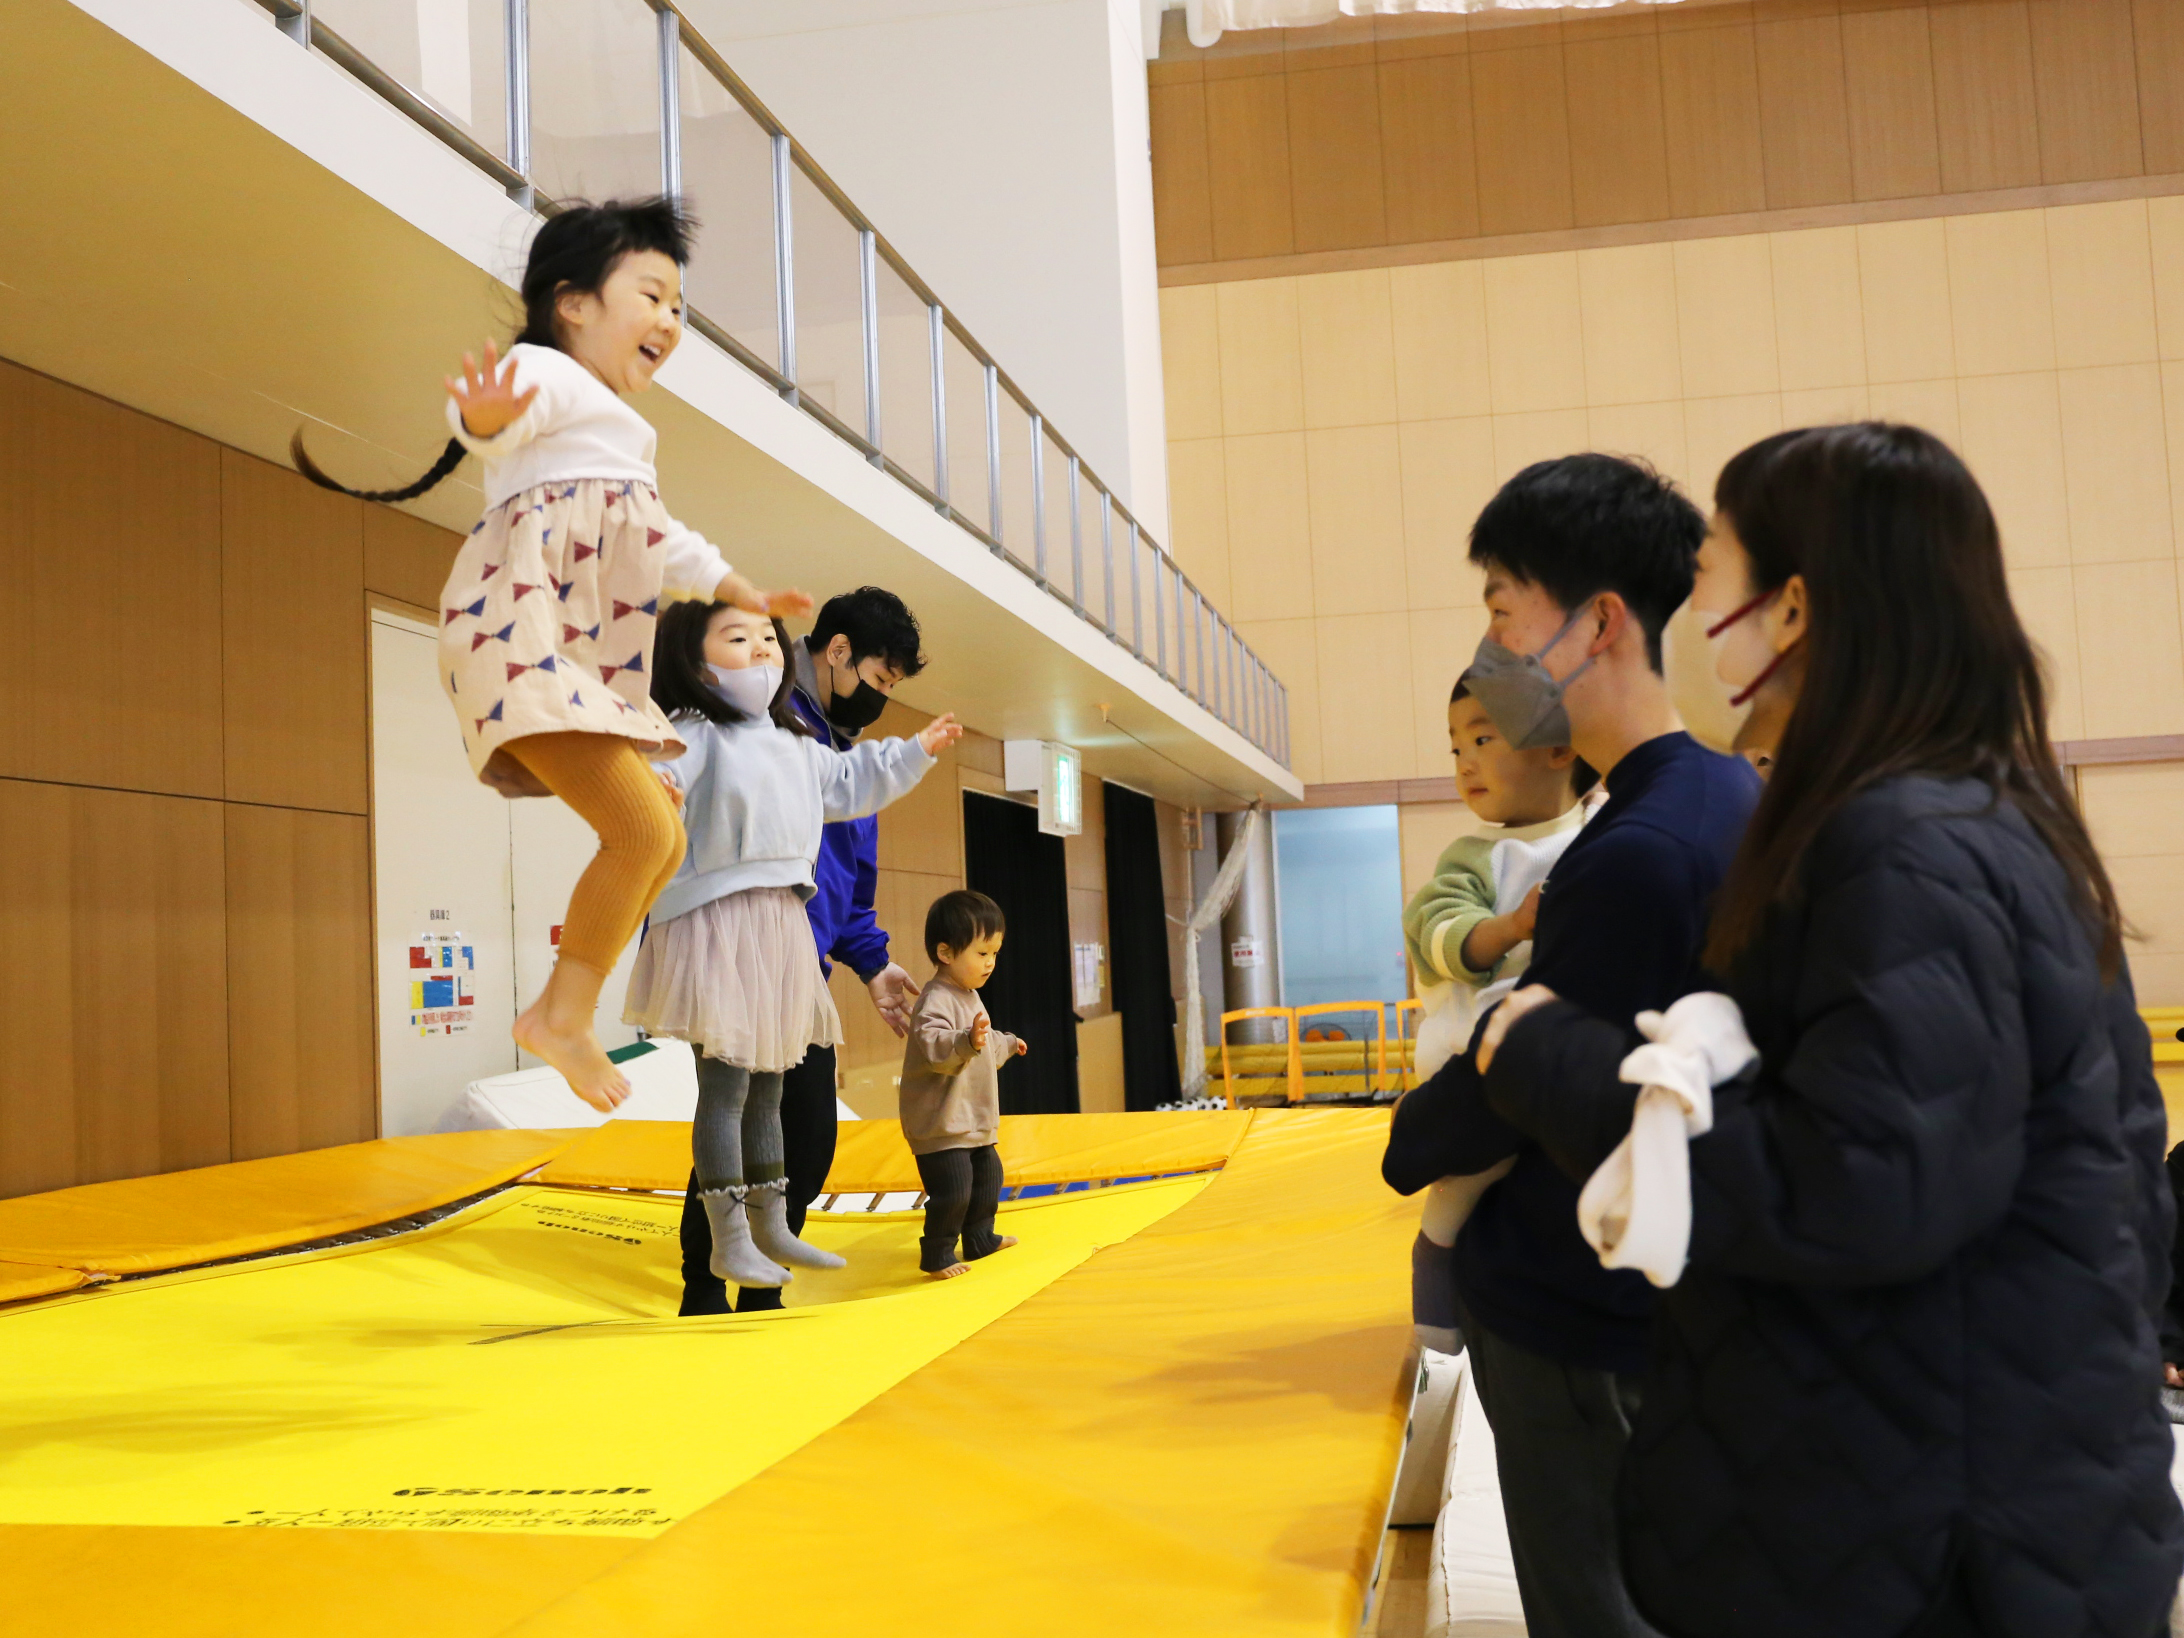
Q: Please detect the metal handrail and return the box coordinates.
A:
[249,0,1288,768]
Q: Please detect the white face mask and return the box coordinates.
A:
[708,662,782,720]
[1661,592,1788,756]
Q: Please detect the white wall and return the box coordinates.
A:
[677,0,1171,537]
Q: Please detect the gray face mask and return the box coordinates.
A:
[1457,604,1598,751]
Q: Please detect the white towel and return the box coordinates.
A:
[1577,992,1757,1288]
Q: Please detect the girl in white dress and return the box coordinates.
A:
[295,198,808,1110]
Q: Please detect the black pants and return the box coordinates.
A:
[915,1144,1004,1272]
[1464,1316,1660,1638]
[679,1043,839,1314]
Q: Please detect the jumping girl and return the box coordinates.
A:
[295,197,808,1110]
[630,600,961,1286]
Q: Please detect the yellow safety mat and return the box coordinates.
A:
[0,1130,575,1275]
[540,1108,1255,1195]
[504,1108,1416,1638]
[0,1177,1205,1537]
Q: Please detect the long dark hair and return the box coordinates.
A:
[650,600,814,737]
[1705,422,2123,976]
[290,196,697,503]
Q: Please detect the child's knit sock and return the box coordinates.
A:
[701,1187,790,1288]
[919,1234,964,1274]
[747,1179,845,1270]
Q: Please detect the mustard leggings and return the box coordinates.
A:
[502,733,685,974]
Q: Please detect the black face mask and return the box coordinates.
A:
[824,667,889,733]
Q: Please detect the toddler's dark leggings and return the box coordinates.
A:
[915,1145,1004,1272]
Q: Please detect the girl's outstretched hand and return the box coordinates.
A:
[712,571,814,619]
[917,713,964,756]
[446,340,537,439]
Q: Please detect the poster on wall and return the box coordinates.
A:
[408,917,477,1036]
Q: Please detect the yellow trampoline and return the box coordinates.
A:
[1,1109,1415,1637]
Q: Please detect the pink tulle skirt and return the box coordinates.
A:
[622,886,842,1072]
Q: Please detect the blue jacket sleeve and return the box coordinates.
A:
[1383,1038,1526,1195]
[829,818,891,981]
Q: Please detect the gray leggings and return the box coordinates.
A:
[693,1056,786,1188]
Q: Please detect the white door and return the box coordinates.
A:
[509,796,642,1068]
[371,611,519,1134]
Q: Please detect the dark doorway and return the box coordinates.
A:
[1102,783,1181,1111]
[962,791,1079,1114]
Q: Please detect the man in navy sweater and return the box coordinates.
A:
[679,586,928,1316]
[1385,456,1759,1638]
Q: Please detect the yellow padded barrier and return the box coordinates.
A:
[0,1260,84,1303]
[6,1111,1410,1638]
[539,1108,1256,1195]
[503,1108,1415,1638]
[0,1130,574,1275]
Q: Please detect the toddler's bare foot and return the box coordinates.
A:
[514,1001,629,1112]
[926,1262,969,1280]
[992,1235,1018,1253]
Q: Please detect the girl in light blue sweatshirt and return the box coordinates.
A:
[626,601,961,1288]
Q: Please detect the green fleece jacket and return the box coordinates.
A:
[1402,807,1587,987]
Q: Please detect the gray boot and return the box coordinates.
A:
[700,1186,790,1288]
[748,1180,846,1270]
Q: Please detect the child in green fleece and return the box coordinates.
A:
[1402,682,1595,1352]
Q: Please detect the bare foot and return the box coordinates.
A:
[991,1235,1018,1253]
[519,987,633,1118]
[926,1262,969,1280]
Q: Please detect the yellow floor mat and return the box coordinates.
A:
[0,1178,1206,1537]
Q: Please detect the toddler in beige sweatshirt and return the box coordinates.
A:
[900,890,1028,1277]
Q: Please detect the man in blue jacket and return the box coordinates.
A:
[1384,456,1760,1638]
[679,586,928,1315]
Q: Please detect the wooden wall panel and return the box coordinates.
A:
[0,779,230,1196]
[1471,44,1576,236]
[221,450,368,814]
[1843,8,1945,200]
[0,361,223,800]
[1755,14,1856,209]
[2029,0,2146,182]
[363,505,462,614]
[2138,0,2184,175]
[224,804,375,1161]
[1150,82,1216,269]
[1930,1,2043,193]
[1379,55,1479,243]
[1659,21,1768,218]
[1206,74,1296,260]
[1155,0,2184,278]
[1566,34,1673,227]
[1288,64,1389,251]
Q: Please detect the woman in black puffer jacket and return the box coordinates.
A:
[1477,422,2183,1638]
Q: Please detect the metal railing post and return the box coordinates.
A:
[772,135,797,396]
[859,230,882,457]
[656,6,681,199]
[503,0,531,205]
[1030,413,1048,580]
[1193,590,1207,705]
[1153,552,1167,677]
[983,365,1002,543]
[1100,494,1116,632]
[1066,457,1084,609]
[1127,521,1143,656]
[277,0,310,45]
[928,305,948,506]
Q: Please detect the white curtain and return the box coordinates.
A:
[1177,804,1262,1100]
[1181,0,1683,50]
